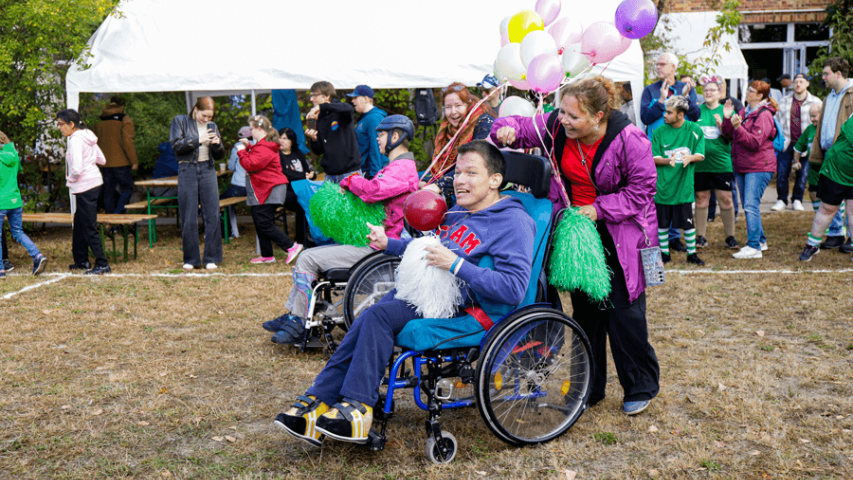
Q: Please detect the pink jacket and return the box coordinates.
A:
[66,129,106,194]
[727,103,778,174]
[341,152,419,240]
[490,111,658,303]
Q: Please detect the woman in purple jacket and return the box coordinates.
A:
[492,75,660,416]
[724,80,778,259]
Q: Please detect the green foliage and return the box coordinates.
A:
[80,92,187,172]
[0,0,121,146]
[640,0,743,86]
[593,432,618,445]
[700,459,722,471]
[808,0,853,98]
[547,208,612,301]
[309,182,386,247]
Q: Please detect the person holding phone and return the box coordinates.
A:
[169,96,225,270]
[304,81,362,183]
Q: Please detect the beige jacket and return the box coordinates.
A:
[810,85,853,164]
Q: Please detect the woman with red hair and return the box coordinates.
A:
[724,80,778,259]
[423,83,496,205]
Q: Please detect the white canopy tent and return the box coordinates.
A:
[66,0,645,120]
[655,12,749,100]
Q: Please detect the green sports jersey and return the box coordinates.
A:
[694,104,732,173]
[822,114,853,187]
[0,143,23,211]
[794,124,820,187]
[652,121,706,205]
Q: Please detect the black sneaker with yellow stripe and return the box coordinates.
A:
[274,395,329,447]
[315,398,373,444]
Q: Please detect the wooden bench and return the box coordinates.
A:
[22,213,157,263]
[125,198,175,210]
[219,196,246,243]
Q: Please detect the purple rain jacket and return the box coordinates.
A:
[490,110,658,303]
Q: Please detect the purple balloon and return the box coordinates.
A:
[614,0,658,40]
[527,54,564,94]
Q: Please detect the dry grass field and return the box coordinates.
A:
[1,211,851,479]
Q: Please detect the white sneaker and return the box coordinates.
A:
[205,263,217,270]
[792,200,804,211]
[771,200,786,212]
[733,246,762,259]
[183,263,194,270]
[760,242,768,251]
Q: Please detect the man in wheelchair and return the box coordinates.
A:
[263,115,420,344]
[275,141,535,445]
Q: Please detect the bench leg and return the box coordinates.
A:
[122,225,129,262]
[133,224,138,259]
[222,208,230,245]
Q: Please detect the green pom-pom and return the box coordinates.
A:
[309,182,386,247]
[547,208,612,301]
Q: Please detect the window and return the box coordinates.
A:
[740,24,787,43]
[795,23,830,42]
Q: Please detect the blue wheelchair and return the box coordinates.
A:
[363,153,594,464]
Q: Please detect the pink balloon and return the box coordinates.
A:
[581,21,632,64]
[508,78,531,91]
[501,31,510,47]
[534,0,561,26]
[527,54,564,94]
[548,18,584,53]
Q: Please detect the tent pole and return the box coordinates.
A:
[185,92,192,113]
[251,90,257,116]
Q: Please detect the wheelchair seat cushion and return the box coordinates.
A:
[323,268,351,283]
[395,314,485,351]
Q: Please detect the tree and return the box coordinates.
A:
[808,0,853,97]
[0,0,120,147]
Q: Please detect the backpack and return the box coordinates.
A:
[772,117,785,153]
[413,88,439,126]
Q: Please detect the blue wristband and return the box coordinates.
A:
[450,257,460,274]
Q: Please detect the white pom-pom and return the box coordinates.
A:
[395,235,463,319]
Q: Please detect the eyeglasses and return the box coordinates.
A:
[441,84,466,93]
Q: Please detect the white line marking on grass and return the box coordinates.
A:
[668,269,853,274]
[2,274,72,300]
[39,272,295,278]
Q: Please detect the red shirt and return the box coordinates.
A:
[560,137,602,206]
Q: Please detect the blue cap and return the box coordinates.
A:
[346,85,375,98]
[477,74,500,90]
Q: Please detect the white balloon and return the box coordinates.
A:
[499,96,537,118]
[499,16,512,35]
[520,30,559,68]
[496,43,527,82]
[562,43,592,77]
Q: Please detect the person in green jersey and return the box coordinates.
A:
[652,96,706,265]
[793,104,821,212]
[799,111,853,261]
[694,77,738,250]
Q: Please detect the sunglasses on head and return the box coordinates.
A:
[441,84,466,93]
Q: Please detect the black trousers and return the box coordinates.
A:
[251,203,294,257]
[284,188,309,245]
[1,224,8,260]
[570,222,659,404]
[101,166,134,214]
[73,186,109,267]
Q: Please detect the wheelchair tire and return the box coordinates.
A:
[474,307,592,447]
[424,430,457,464]
[342,255,400,329]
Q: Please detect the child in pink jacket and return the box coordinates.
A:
[263,115,419,345]
[57,109,111,275]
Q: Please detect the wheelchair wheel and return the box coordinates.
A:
[342,255,400,329]
[424,430,457,464]
[474,307,592,446]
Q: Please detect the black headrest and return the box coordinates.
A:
[501,151,552,199]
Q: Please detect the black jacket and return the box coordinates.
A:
[280,151,314,182]
[308,99,362,175]
[169,114,225,164]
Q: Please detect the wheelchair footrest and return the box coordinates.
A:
[366,429,386,452]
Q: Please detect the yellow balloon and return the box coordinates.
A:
[507,10,544,44]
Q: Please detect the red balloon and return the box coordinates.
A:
[404,190,448,231]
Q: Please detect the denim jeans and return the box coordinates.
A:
[178,161,222,266]
[101,166,134,214]
[776,146,809,204]
[735,172,772,249]
[323,170,361,184]
[0,207,41,261]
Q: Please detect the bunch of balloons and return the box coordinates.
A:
[494,0,657,97]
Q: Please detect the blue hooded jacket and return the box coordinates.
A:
[356,106,389,179]
[640,79,701,139]
[385,195,534,307]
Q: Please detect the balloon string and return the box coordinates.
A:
[419,87,503,185]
